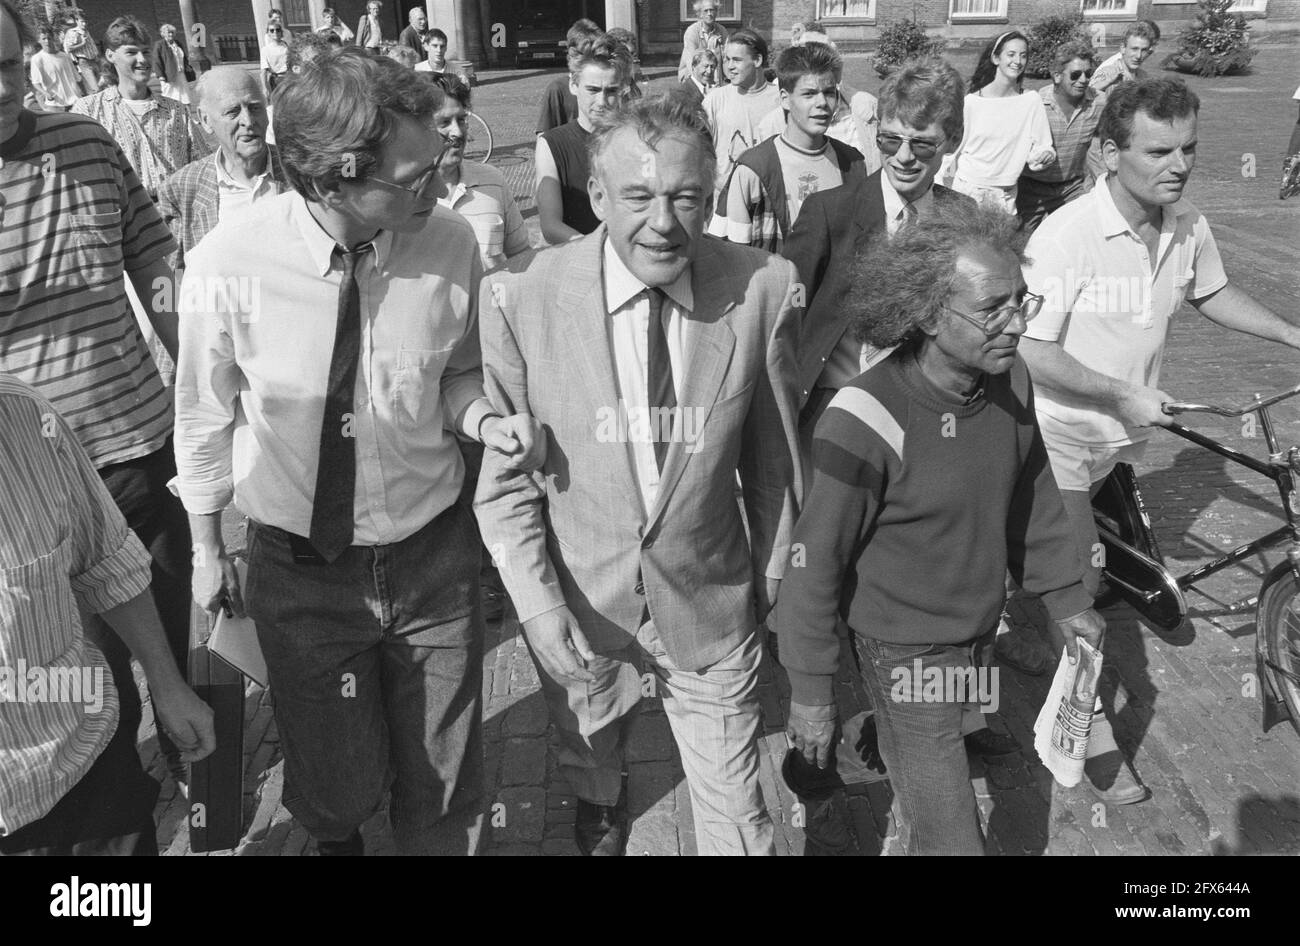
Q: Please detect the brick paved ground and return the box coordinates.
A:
[148,43,1300,855]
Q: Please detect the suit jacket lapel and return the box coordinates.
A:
[854,171,887,240]
[557,228,643,516]
[646,240,736,531]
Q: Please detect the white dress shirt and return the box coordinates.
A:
[880,171,934,236]
[175,193,492,544]
[603,239,690,517]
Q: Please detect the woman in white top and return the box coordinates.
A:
[944,30,1054,214]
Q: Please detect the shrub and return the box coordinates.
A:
[1024,12,1092,79]
[1165,0,1256,77]
[873,17,946,77]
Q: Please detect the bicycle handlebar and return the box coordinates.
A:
[1162,381,1300,417]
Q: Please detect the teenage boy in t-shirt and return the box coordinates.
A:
[711,42,865,254]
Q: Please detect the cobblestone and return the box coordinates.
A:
[138,44,1300,856]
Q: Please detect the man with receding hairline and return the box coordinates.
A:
[158,66,286,280]
[477,92,801,856]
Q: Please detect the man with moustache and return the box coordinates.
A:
[1018,77,1300,805]
[1016,42,1108,235]
[779,202,1101,855]
[158,67,286,281]
[476,93,801,855]
[173,50,544,855]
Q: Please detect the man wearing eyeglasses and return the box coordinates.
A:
[260,22,289,94]
[778,201,1102,855]
[1016,42,1107,236]
[173,51,545,856]
[785,56,972,460]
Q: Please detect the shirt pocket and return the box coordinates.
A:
[0,537,77,670]
[391,345,456,429]
[67,210,123,289]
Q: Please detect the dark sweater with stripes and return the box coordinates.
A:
[776,349,1092,706]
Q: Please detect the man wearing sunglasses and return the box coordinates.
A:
[173,51,545,856]
[1017,42,1108,236]
[785,55,972,461]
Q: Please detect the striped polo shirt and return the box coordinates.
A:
[0,109,177,468]
[0,375,153,836]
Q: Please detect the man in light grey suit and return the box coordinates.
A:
[475,92,802,856]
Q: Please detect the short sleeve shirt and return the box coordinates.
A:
[1023,175,1229,447]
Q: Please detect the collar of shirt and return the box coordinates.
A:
[880,171,934,224]
[1093,172,1180,241]
[441,161,493,208]
[290,193,391,275]
[104,86,160,114]
[602,238,693,315]
[214,147,272,192]
[1038,82,1100,121]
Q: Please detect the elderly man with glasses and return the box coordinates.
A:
[778,201,1102,855]
[173,50,544,856]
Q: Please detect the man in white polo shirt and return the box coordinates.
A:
[1018,77,1300,806]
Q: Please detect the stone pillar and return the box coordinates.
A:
[251,1,270,61]
[605,0,636,33]
[177,0,211,71]
[307,0,327,31]
[428,0,485,67]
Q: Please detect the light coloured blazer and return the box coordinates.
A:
[474,228,802,672]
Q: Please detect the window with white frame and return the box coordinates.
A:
[1081,0,1139,16]
[950,0,1009,20]
[1229,0,1267,11]
[818,0,876,19]
[679,0,741,20]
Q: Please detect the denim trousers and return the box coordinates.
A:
[243,501,485,855]
[90,438,193,760]
[854,630,992,856]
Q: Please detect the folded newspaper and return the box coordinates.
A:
[206,559,267,688]
[1033,638,1104,787]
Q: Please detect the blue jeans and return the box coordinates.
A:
[855,632,991,856]
[243,502,485,855]
[90,439,193,760]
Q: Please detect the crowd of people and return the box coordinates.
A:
[1,2,1297,859]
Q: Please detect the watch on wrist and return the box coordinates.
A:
[477,411,503,443]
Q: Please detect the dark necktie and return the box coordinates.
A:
[308,245,366,562]
[645,287,675,473]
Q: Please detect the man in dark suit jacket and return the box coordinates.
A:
[157,67,287,279]
[784,56,971,449]
[477,94,801,856]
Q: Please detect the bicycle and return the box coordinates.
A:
[461,110,493,164]
[1090,382,1300,740]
